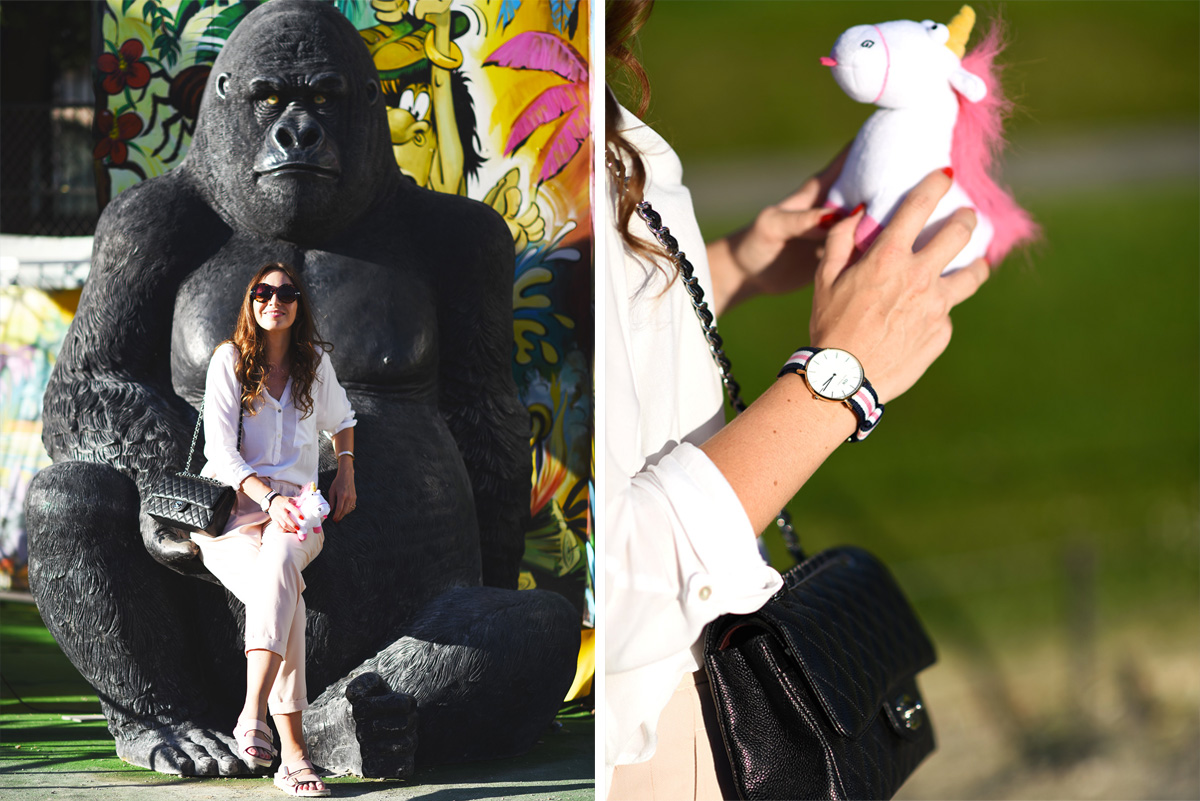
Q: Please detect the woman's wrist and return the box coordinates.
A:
[260,490,280,512]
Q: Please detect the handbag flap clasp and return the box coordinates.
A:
[745,546,936,739]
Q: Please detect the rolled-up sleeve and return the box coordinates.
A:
[313,350,355,437]
[202,344,256,489]
[604,441,783,676]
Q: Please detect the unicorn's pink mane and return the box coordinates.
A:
[953,23,1038,264]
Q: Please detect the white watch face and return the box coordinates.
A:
[805,348,864,401]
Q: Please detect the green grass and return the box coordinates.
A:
[705,179,1199,644]
[618,1,1199,159]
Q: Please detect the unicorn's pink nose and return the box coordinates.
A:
[820,56,837,67]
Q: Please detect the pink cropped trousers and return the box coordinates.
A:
[191,480,323,715]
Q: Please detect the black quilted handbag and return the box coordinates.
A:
[147,399,239,536]
[703,547,936,800]
[626,190,937,800]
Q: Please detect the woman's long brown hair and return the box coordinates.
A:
[230,262,331,418]
[606,0,672,272]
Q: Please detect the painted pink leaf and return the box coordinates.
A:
[537,102,588,183]
[505,82,585,155]
[485,31,587,82]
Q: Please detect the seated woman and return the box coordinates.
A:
[197,262,357,798]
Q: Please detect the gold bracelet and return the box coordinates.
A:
[423,33,463,70]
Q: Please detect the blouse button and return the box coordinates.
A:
[698,586,713,601]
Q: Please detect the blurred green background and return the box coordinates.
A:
[614,1,1198,797]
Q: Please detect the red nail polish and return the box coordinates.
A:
[818,212,838,229]
[850,203,866,215]
[941,167,954,179]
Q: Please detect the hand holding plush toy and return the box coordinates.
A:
[288,483,330,542]
[821,5,1036,271]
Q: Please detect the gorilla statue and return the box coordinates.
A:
[24,0,578,779]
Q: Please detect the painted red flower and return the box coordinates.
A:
[97,40,151,95]
[93,110,144,166]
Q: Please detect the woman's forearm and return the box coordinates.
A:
[705,236,749,318]
[699,374,854,535]
[332,428,354,472]
[238,474,271,505]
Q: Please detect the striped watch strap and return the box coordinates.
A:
[779,347,884,442]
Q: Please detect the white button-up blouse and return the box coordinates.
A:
[604,106,783,778]
[201,342,356,490]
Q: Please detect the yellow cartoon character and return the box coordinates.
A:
[362,0,472,194]
[362,0,544,246]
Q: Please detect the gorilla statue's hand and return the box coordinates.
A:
[305,672,418,779]
[139,511,216,581]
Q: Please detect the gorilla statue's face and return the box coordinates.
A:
[186,0,395,243]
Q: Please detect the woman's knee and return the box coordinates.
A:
[262,526,320,572]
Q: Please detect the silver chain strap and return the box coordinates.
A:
[608,148,805,562]
[183,398,243,477]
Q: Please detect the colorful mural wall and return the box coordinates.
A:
[0,287,78,590]
[1,0,592,690]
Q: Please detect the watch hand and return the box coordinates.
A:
[821,375,835,392]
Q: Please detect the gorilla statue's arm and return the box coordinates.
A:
[432,197,530,590]
[42,174,227,576]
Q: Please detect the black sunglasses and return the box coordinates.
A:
[250,283,301,304]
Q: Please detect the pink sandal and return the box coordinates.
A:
[274,759,330,797]
[234,717,276,768]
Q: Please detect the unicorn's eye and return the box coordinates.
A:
[925,22,950,44]
[861,40,875,48]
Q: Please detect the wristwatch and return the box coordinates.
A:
[260,490,280,512]
[778,347,884,442]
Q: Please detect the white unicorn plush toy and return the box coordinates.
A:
[287,482,330,542]
[821,5,1036,271]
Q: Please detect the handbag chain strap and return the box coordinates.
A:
[608,148,806,563]
[183,398,243,478]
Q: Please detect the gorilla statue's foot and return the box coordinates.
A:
[113,720,249,776]
[305,672,418,779]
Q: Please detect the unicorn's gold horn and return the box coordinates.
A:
[945,5,976,59]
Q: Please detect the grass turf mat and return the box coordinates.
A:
[1,601,594,797]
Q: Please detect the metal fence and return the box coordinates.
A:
[0,103,99,237]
